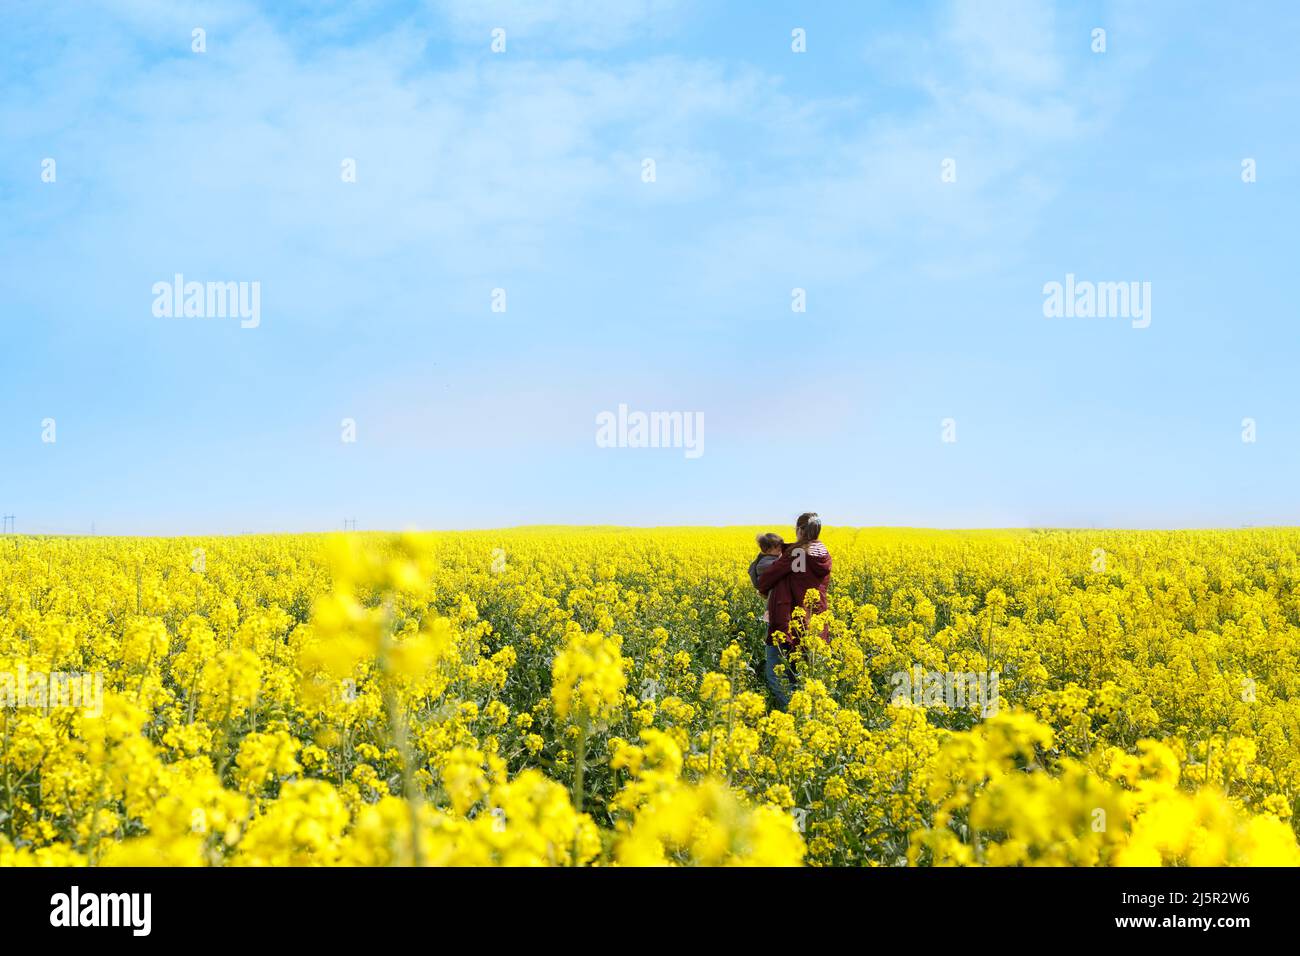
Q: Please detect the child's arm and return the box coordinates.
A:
[756,551,792,596]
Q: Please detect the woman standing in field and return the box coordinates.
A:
[757,512,833,709]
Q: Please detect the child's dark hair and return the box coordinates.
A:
[756,532,784,551]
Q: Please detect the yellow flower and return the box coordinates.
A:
[5,527,1300,868]
[551,631,626,723]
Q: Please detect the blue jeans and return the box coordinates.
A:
[764,644,796,710]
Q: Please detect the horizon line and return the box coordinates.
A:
[1,523,1294,540]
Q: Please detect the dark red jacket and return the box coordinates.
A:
[758,541,832,647]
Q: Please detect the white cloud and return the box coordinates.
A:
[1,0,1134,337]
[431,0,685,49]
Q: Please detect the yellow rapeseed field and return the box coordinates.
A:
[2,527,1299,866]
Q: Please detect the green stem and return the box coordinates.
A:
[570,719,589,866]
[572,720,588,814]
[378,609,424,867]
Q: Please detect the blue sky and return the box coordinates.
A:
[2,0,1298,534]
